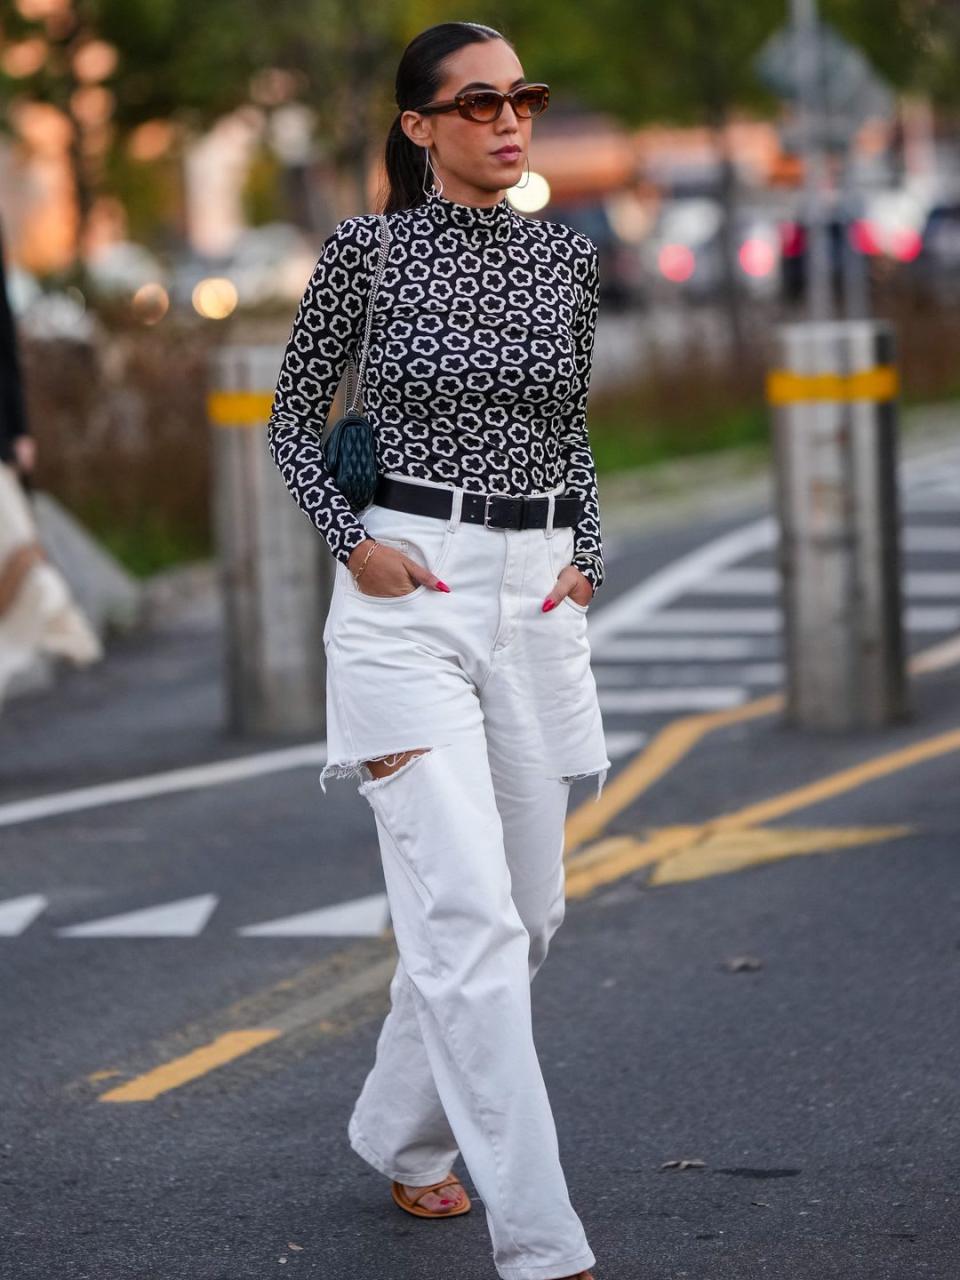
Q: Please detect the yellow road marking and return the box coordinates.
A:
[93,954,397,1103]
[564,694,782,853]
[207,391,275,426]
[566,727,960,897]
[706,726,960,834]
[564,830,692,898]
[766,366,899,404]
[648,824,911,886]
[98,1030,281,1102]
[565,631,960,858]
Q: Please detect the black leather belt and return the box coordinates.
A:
[373,475,582,531]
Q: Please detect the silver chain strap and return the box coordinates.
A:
[344,213,392,415]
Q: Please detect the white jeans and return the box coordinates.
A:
[322,474,609,1280]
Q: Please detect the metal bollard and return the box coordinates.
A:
[207,343,331,735]
[767,319,910,729]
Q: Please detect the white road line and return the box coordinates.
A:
[598,687,748,713]
[624,609,783,633]
[595,663,783,687]
[903,572,960,597]
[902,497,959,513]
[618,606,960,634]
[586,516,777,647]
[0,724,645,829]
[0,744,329,829]
[691,568,780,595]
[906,606,960,630]
[903,528,960,553]
[238,892,390,938]
[592,637,767,661]
[0,894,48,937]
[57,894,219,938]
[692,568,960,599]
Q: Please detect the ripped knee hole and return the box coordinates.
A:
[362,748,431,782]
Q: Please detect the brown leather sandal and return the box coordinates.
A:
[390,1171,472,1218]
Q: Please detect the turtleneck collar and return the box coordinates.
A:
[420,188,515,244]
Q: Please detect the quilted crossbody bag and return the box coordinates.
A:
[321,213,391,511]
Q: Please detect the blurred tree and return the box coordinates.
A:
[896,0,960,106]
[1,0,956,276]
[0,0,265,271]
[504,0,957,351]
[241,141,287,227]
[506,0,782,360]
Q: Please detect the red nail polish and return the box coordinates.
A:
[542,599,555,612]
[436,580,450,592]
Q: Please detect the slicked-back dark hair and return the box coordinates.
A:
[381,21,512,214]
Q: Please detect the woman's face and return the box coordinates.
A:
[401,39,533,204]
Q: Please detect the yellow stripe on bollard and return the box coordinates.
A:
[207,390,276,426]
[766,365,900,405]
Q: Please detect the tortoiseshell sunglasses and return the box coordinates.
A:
[411,83,550,124]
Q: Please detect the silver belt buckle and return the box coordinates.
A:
[482,493,497,528]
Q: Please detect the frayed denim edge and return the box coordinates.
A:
[558,764,610,801]
[319,744,447,795]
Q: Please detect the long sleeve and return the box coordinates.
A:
[557,242,604,595]
[266,214,381,566]
[0,220,29,464]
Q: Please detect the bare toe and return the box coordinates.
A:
[402,1181,463,1211]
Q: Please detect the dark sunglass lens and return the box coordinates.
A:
[514,87,548,116]
[463,91,500,120]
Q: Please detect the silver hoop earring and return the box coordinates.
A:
[422,147,443,197]
[514,155,531,189]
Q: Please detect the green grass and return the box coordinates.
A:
[73,498,212,579]
[588,402,770,472]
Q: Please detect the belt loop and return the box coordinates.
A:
[447,484,463,531]
[544,492,556,538]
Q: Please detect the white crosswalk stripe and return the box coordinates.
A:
[686,568,960,598]
[614,606,960,634]
[598,687,748,713]
[57,894,219,938]
[0,895,48,937]
[903,527,960,553]
[584,453,959,748]
[592,636,765,661]
[903,572,960,597]
[238,893,390,938]
[622,609,783,632]
[595,663,783,687]
[689,568,780,595]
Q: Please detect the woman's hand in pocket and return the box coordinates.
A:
[347,539,450,598]
[542,564,593,612]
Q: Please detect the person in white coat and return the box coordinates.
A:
[0,215,102,707]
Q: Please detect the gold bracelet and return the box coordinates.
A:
[352,539,379,582]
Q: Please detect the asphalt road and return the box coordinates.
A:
[2,439,959,1279]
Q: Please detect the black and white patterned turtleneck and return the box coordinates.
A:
[266,186,605,594]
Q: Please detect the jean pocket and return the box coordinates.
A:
[561,594,590,613]
[349,525,453,604]
[545,524,590,613]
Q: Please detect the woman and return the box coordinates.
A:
[268,21,607,1280]
[0,216,102,707]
